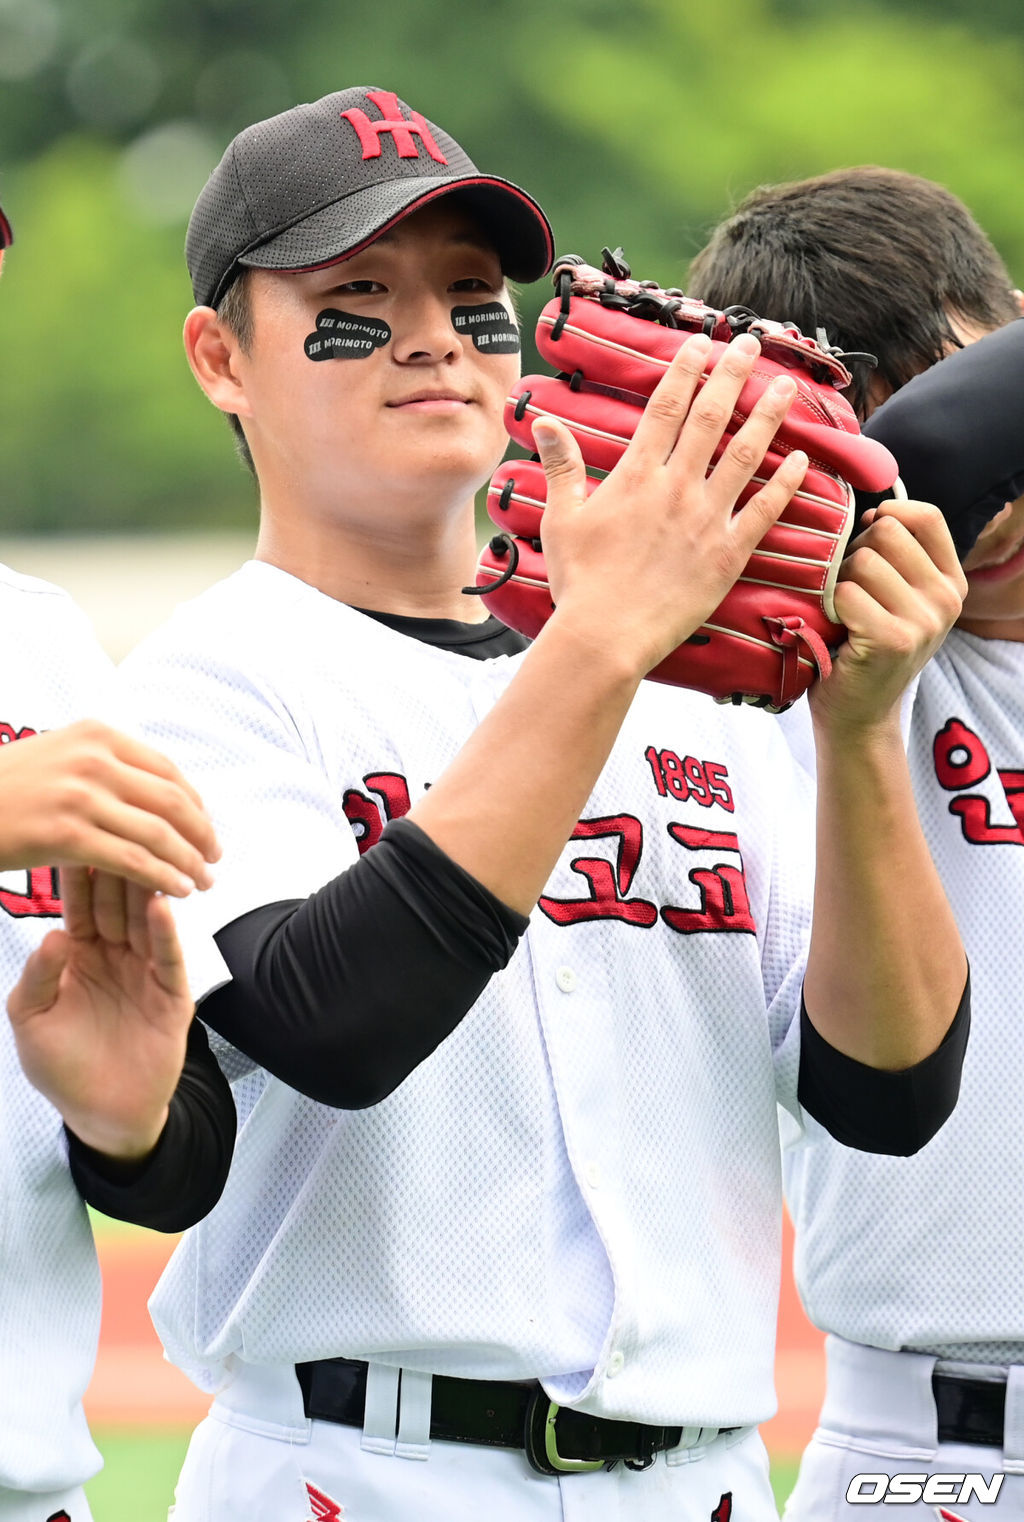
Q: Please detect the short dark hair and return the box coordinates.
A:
[214,272,256,476]
[688,167,1020,418]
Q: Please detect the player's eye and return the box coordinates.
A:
[335,279,386,295]
[450,276,497,294]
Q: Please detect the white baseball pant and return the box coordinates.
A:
[167,1361,778,1522]
[784,1336,1024,1520]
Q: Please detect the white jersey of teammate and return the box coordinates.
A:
[782,627,1024,1360]
[121,559,818,1430]
[0,564,113,1495]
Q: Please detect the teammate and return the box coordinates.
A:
[0,201,235,1521]
[120,93,969,1522]
[690,165,1024,1518]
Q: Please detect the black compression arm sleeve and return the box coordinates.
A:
[797,971,970,1156]
[200,816,530,1109]
[66,1018,237,1232]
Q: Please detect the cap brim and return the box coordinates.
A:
[238,174,553,286]
[0,204,12,248]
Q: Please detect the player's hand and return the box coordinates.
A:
[532,332,809,677]
[810,499,967,733]
[0,719,220,897]
[7,867,194,1159]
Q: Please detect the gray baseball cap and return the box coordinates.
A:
[187,86,554,309]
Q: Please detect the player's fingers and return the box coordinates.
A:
[57,721,216,838]
[58,865,98,940]
[145,894,192,1003]
[91,869,129,946]
[108,763,220,872]
[624,333,715,465]
[532,416,588,520]
[106,729,211,815]
[52,825,197,898]
[705,376,799,513]
[840,533,964,632]
[7,931,70,1022]
[662,334,764,481]
[57,791,215,894]
[125,879,153,960]
[728,450,810,559]
[870,499,968,595]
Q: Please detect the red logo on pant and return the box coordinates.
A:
[711,1494,732,1522]
[306,1482,343,1520]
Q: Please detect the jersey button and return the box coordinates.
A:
[607,1350,625,1378]
[555,965,577,993]
[585,1162,601,1189]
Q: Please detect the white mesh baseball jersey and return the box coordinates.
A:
[0,564,114,1491]
[121,559,817,1428]
[783,628,1024,1362]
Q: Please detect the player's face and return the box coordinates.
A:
[238,202,519,517]
[957,491,1024,639]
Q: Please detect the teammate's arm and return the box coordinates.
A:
[802,500,970,1070]
[0,719,220,895]
[7,866,236,1226]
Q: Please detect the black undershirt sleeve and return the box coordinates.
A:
[797,971,971,1156]
[200,815,530,1109]
[65,1017,237,1232]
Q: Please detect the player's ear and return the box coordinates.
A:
[184,306,252,422]
[1014,288,1024,316]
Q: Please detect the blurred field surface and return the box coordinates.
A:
[85,1212,820,1518]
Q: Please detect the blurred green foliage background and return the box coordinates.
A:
[1,0,1022,533]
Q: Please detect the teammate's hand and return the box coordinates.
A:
[532,332,809,677]
[7,866,194,1159]
[0,719,220,896]
[809,499,967,732]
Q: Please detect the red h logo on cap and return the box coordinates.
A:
[340,90,448,164]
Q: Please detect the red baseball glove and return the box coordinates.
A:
[471,250,903,710]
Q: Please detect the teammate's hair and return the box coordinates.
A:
[688,166,1020,418]
[215,273,257,477]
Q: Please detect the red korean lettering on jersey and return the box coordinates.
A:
[662,825,756,935]
[342,771,413,854]
[711,1496,732,1522]
[932,716,1024,847]
[538,817,755,937]
[0,722,63,919]
[538,814,659,927]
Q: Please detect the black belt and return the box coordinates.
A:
[933,1370,1007,1448]
[296,1358,689,1475]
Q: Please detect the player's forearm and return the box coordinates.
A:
[409,613,644,914]
[67,1019,236,1230]
[803,713,968,1070]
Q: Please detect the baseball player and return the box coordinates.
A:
[690,166,1024,1518]
[0,201,235,1521]
[120,92,969,1522]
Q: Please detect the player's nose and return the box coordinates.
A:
[391,292,462,365]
